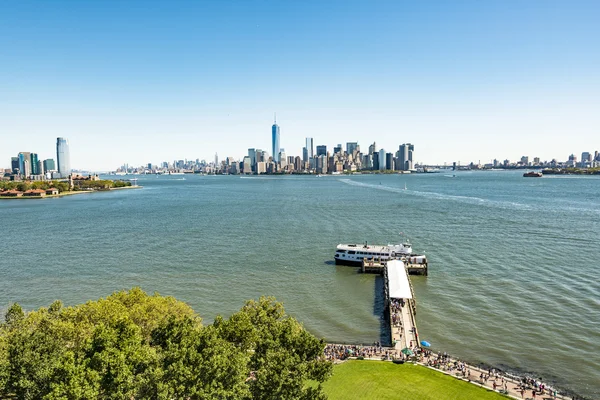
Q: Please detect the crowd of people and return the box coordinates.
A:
[389,298,404,327]
[324,343,396,362]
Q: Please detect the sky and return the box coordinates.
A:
[1,0,599,170]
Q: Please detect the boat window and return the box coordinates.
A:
[336,250,346,253]
[348,251,356,254]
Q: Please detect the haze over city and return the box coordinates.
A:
[2,1,599,170]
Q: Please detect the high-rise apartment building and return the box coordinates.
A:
[305,137,313,160]
[56,137,71,177]
[272,115,280,163]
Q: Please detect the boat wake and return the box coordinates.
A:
[338,179,533,211]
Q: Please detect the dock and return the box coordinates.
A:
[361,256,428,276]
[360,257,426,351]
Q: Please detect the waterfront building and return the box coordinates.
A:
[398,143,414,171]
[305,137,313,159]
[56,137,71,178]
[272,116,281,163]
[294,156,302,172]
[346,142,358,155]
[316,145,327,156]
[256,161,266,174]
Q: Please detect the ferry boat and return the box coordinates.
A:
[523,171,543,178]
[334,242,413,266]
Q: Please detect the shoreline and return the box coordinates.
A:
[0,185,142,200]
[326,344,577,399]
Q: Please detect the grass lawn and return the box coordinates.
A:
[321,360,509,400]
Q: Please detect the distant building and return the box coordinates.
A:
[272,115,281,163]
[397,143,414,171]
[30,153,39,175]
[386,153,394,170]
[243,156,252,174]
[333,144,342,154]
[18,152,31,177]
[248,148,256,168]
[368,142,376,156]
[305,137,313,159]
[346,142,358,155]
[56,137,71,178]
[316,145,327,156]
[581,152,592,162]
[378,149,386,171]
[11,157,19,174]
[279,150,287,168]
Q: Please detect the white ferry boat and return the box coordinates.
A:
[334,242,413,266]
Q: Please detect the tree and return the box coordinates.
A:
[0,290,332,399]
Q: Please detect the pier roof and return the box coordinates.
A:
[387,260,412,299]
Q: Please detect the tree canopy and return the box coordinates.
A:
[0,288,332,399]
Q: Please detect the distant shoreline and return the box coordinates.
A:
[0,185,142,200]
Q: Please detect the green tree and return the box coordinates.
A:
[0,290,332,399]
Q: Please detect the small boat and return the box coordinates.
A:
[523,171,543,178]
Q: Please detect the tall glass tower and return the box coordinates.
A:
[56,137,71,177]
[272,114,280,163]
[305,137,313,159]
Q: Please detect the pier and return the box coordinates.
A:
[358,257,427,350]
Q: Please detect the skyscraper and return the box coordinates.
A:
[11,157,19,174]
[398,143,415,171]
[56,137,71,177]
[305,137,313,160]
[346,142,358,155]
[248,148,256,168]
[18,152,31,177]
[316,145,327,156]
[272,115,280,163]
[30,153,39,175]
[378,149,386,171]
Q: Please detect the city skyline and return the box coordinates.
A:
[1,1,599,170]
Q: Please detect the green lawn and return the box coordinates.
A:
[321,360,509,400]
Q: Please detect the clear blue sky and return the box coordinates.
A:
[1,0,599,170]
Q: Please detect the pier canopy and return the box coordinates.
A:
[387,260,412,299]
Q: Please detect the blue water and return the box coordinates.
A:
[1,171,598,397]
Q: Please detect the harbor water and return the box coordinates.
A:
[1,171,598,397]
